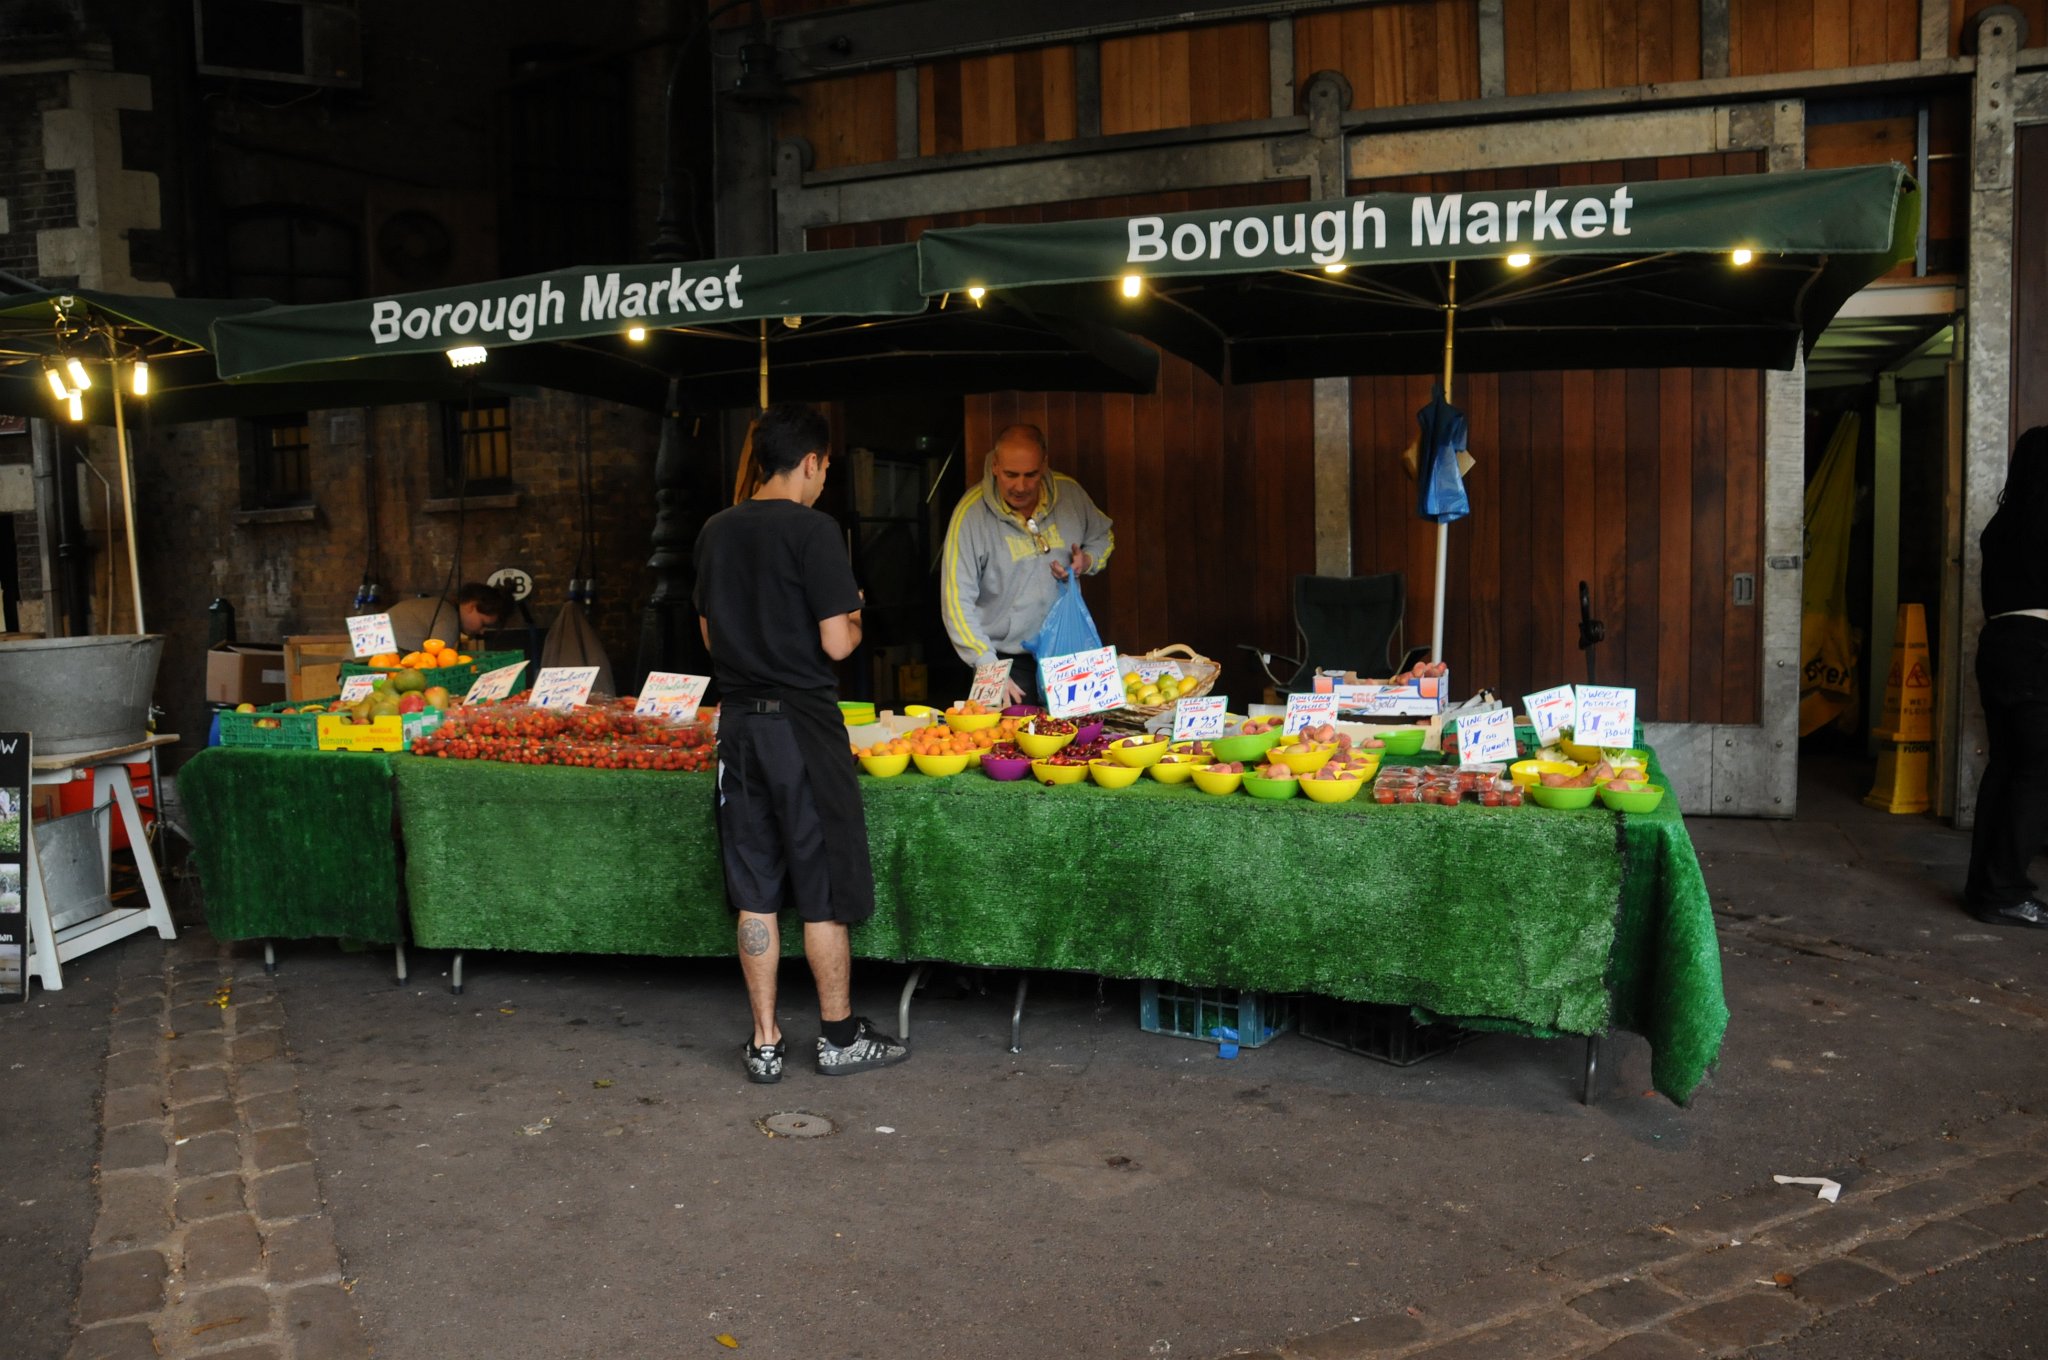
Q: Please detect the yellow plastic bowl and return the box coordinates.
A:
[1511,759,1583,787]
[1148,759,1199,784]
[911,752,970,777]
[945,710,1002,733]
[1108,735,1169,768]
[1089,759,1143,789]
[1300,774,1367,804]
[858,753,910,778]
[1271,744,1335,775]
[1191,767,1244,796]
[1031,759,1089,786]
[1322,756,1381,781]
[903,704,937,719]
[1016,730,1075,759]
[1560,738,1604,764]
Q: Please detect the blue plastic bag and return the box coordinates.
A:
[1416,380,1471,525]
[1021,574,1104,660]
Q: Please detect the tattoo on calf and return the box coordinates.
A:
[739,919,772,956]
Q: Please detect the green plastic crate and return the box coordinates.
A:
[1138,981,1296,1048]
[1299,997,1472,1067]
[338,648,527,695]
[217,698,332,750]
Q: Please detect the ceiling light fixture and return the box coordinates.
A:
[1731,248,1754,266]
[1120,273,1143,299]
[65,356,92,390]
[1506,252,1532,268]
[446,345,488,368]
[131,360,150,396]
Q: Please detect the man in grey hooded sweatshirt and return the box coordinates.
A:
[940,424,1115,706]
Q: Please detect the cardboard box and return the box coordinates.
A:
[206,643,288,706]
[283,634,355,702]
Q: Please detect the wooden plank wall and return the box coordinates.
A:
[1293,1,1482,107]
[1955,0,2048,51]
[1499,0,1701,91]
[1727,0,1920,72]
[1099,22,1272,133]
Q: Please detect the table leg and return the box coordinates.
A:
[100,767,176,940]
[897,963,928,1041]
[22,808,63,993]
[394,942,408,986]
[1009,975,1030,1054]
[263,941,277,975]
[450,951,464,995]
[1582,1034,1600,1106]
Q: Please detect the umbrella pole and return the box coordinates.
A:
[758,320,769,409]
[1431,261,1456,664]
[111,370,146,634]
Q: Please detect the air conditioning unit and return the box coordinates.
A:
[364,187,499,295]
[194,0,362,89]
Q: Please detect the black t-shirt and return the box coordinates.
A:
[1982,501,2048,617]
[694,499,862,693]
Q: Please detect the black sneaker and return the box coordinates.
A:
[743,1038,786,1084]
[1973,899,2048,930]
[815,1018,909,1076]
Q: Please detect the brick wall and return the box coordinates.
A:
[0,70,80,279]
[136,394,662,759]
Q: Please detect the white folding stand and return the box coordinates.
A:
[23,734,179,992]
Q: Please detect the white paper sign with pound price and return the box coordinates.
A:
[530,666,601,711]
[1573,685,1638,748]
[1284,691,1340,735]
[338,675,379,704]
[346,613,397,659]
[1124,658,1185,684]
[1041,646,1121,719]
[463,660,528,706]
[1523,685,1578,746]
[1174,695,1228,741]
[968,658,1013,708]
[1457,706,1518,767]
[636,672,709,721]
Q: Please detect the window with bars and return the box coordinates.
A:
[439,398,514,494]
[245,414,314,508]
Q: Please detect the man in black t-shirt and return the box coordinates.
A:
[694,403,910,1083]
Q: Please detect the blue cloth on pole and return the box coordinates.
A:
[1416,381,1471,524]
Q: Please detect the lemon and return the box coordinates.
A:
[1138,685,1163,705]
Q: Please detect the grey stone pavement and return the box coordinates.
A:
[2,753,2044,1360]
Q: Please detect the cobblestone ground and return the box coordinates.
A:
[67,932,369,1360]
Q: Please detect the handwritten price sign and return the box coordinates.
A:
[338,674,379,704]
[1573,685,1637,747]
[636,672,708,721]
[968,658,1014,708]
[463,661,527,706]
[1284,691,1339,735]
[346,613,397,659]
[1173,695,1227,741]
[1041,646,1121,720]
[530,666,601,711]
[1456,706,1517,767]
[1523,685,1578,745]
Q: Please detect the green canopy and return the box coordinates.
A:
[917,164,1919,378]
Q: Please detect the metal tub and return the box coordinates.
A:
[0,635,164,755]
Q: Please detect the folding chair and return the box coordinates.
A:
[1239,572,1405,696]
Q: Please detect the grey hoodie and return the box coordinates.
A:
[939,451,1114,665]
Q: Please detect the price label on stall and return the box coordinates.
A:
[462,660,528,706]
[338,675,379,704]
[635,672,708,721]
[1040,646,1121,720]
[1284,691,1339,735]
[1123,658,1184,684]
[346,612,397,659]
[1523,685,1578,746]
[968,658,1013,709]
[1173,695,1227,741]
[1457,706,1517,767]
[1573,685,1637,748]
[530,666,601,711]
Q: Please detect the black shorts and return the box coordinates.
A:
[713,710,844,924]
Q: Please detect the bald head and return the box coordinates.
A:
[992,425,1048,514]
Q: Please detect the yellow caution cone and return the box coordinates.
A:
[1865,603,1933,813]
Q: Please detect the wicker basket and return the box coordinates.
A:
[1115,644,1221,723]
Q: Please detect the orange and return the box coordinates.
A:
[422,638,446,651]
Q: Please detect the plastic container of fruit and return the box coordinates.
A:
[1528,782,1599,810]
[1088,759,1143,789]
[1510,759,1583,787]
[912,752,971,777]
[1074,720,1105,745]
[1107,735,1169,768]
[1002,704,1044,718]
[1597,782,1666,813]
[1015,729,1075,759]
[858,753,910,777]
[1300,774,1366,804]
[1373,727,1428,756]
[980,753,1032,781]
[1210,730,1280,764]
[1031,759,1089,786]
[945,710,1002,733]
[903,704,937,719]
[1168,741,1210,762]
[1147,757,1199,784]
[1271,744,1335,775]
[1190,766,1243,796]
[1241,770,1300,800]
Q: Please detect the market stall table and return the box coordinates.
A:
[180,742,1722,1101]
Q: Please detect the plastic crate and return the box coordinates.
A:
[315,714,405,752]
[338,648,527,695]
[1299,997,1472,1067]
[1138,981,1295,1048]
[217,699,330,751]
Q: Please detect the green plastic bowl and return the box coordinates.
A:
[1597,782,1666,813]
[1240,770,1300,800]
[1374,728,1427,756]
[1210,730,1281,764]
[1528,782,1598,810]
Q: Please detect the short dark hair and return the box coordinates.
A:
[2001,425,2048,513]
[750,402,830,478]
[456,581,512,622]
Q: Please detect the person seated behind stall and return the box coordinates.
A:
[384,582,511,654]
